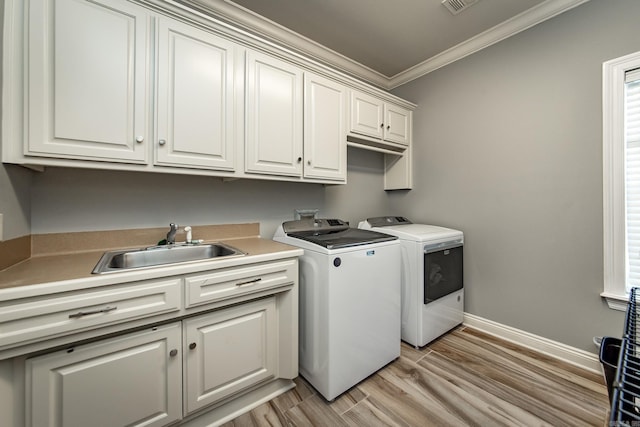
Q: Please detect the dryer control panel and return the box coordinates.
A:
[365,216,412,227]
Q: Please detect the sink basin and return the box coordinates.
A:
[92,243,245,274]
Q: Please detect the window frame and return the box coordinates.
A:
[602,51,640,310]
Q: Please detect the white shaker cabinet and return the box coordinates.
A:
[384,104,411,146]
[350,91,384,141]
[245,50,303,177]
[155,18,238,171]
[26,323,182,427]
[13,256,299,427]
[7,0,413,187]
[184,297,277,414]
[350,90,410,147]
[27,0,151,163]
[303,73,347,182]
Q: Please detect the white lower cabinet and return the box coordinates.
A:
[26,323,182,427]
[184,297,276,414]
[25,297,281,427]
[20,258,298,427]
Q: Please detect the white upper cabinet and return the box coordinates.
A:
[384,103,411,146]
[350,91,384,140]
[303,73,347,182]
[245,50,303,177]
[350,90,411,147]
[27,0,151,163]
[155,18,237,171]
[7,0,412,187]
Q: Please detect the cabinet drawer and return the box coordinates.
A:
[185,259,297,307]
[0,279,182,348]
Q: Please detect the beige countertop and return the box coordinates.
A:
[0,224,302,297]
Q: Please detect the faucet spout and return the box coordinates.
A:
[166,223,178,245]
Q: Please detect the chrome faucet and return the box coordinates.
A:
[166,223,178,245]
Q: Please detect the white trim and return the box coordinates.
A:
[602,51,640,306]
[600,292,628,311]
[183,0,390,88]
[389,0,591,88]
[463,313,602,374]
[185,0,591,89]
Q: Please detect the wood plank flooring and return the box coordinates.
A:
[222,326,609,426]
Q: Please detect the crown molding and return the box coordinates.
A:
[181,0,391,89]
[182,0,591,91]
[388,0,592,88]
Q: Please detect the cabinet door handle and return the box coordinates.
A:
[68,306,117,319]
[189,342,197,350]
[380,123,384,128]
[158,139,166,146]
[169,349,178,357]
[387,125,390,130]
[297,157,302,163]
[135,135,144,143]
[235,277,262,287]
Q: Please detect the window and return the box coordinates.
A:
[603,51,640,310]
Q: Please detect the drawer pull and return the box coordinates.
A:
[235,278,262,287]
[68,306,117,319]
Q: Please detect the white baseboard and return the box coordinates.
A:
[463,313,602,374]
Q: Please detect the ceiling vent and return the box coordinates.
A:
[441,0,479,15]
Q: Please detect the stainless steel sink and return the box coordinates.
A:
[92,243,245,274]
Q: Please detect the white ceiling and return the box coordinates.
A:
[190,0,590,88]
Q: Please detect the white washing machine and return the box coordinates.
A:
[359,216,464,347]
[273,218,401,400]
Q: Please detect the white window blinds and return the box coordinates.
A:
[625,68,640,292]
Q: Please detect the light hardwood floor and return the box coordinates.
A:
[222,326,609,426]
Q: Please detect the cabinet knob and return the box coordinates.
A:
[135,135,144,143]
[158,139,166,146]
[387,125,390,130]
[189,342,197,350]
[169,349,178,357]
[297,157,302,163]
[307,160,311,165]
[380,123,384,128]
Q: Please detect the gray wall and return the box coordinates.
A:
[0,0,32,242]
[0,165,31,240]
[392,0,635,351]
[28,148,391,239]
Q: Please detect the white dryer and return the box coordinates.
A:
[359,216,464,347]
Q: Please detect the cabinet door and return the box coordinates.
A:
[27,0,150,163]
[184,297,277,414]
[384,104,410,146]
[303,73,347,181]
[26,324,182,427]
[156,18,237,171]
[349,90,384,140]
[245,50,303,177]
